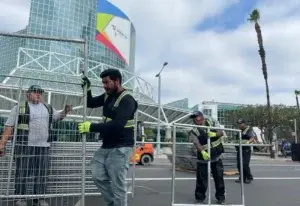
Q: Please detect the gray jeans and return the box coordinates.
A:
[14,146,50,195]
[91,147,132,206]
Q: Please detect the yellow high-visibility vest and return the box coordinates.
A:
[103,91,135,128]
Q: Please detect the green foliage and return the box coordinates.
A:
[248,9,260,22]
[224,104,299,135]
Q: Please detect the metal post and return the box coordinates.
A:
[294,119,298,144]
[80,37,89,206]
[238,131,245,205]
[47,91,52,104]
[6,79,23,196]
[157,74,161,155]
[171,124,177,205]
[155,62,168,155]
[132,110,139,198]
[207,129,211,205]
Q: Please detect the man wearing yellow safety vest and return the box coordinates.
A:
[78,69,138,206]
[189,111,226,205]
[0,85,72,206]
[235,119,255,184]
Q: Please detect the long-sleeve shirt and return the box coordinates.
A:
[86,90,138,148]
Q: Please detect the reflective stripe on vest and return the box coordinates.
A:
[103,117,135,128]
[242,126,250,135]
[18,101,28,130]
[103,91,134,128]
[17,101,52,130]
[191,128,222,151]
[19,102,26,115]
[240,126,252,144]
[17,123,29,130]
[202,137,223,150]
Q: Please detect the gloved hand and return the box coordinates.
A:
[78,121,91,133]
[201,150,210,160]
[81,76,91,91]
[241,140,251,144]
[208,131,223,138]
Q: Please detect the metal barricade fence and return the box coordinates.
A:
[0,32,90,206]
[0,78,135,206]
[131,120,174,202]
[171,123,245,206]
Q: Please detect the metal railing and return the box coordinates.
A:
[0,32,89,206]
[0,108,277,205]
[171,123,245,206]
[1,47,154,101]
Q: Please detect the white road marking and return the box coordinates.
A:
[127,177,300,181]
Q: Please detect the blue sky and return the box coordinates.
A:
[197,0,259,32]
[109,0,300,107]
[1,0,300,107]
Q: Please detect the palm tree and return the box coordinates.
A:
[295,90,300,113]
[248,9,274,157]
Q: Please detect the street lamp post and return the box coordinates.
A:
[155,62,168,155]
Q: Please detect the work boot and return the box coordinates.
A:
[33,199,49,206]
[217,199,226,205]
[235,177,252,184]
[15,199,27,206]
[195,199,204,204]
[235,177,242,183]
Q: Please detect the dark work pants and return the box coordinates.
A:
[237,148,253,180]
[195,159,225,201]
[14,146,50,195]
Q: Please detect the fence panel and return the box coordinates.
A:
[0,32,89,206]
[0,75,138,206]
[171,123,245,206]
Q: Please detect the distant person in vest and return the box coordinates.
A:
[189,111,226,205]
[235,118,255,184]
[78,69,138,206]
[0,85,72,206]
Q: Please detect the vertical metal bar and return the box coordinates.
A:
[131,109,138,198]
[17,47,21,68]
[6,78,23,195]
[80,37,88,206]
[47,91,52,104]
[239,131,245,205]
[157,75,161,155]
[207,128,211,205]
[171,124,177,205]
[48,52,52,72]
[294,119,298,144]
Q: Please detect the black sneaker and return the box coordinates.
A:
[217,199,226,205]
[195,199,204,204]
[235,178,241,183]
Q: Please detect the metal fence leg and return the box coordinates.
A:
[171,124,176,205]
[80,37,89,206]
[131,110,139,198]
[6,78,23,196]
[238,131,245,206]
[207,129,211,205]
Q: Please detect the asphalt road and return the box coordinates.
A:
[2,158,300,206]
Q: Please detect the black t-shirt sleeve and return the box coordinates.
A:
[246,129,256,140]
[90,95,138,133]
[87,91,105,108]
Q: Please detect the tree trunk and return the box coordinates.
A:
[255,22,274,158]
